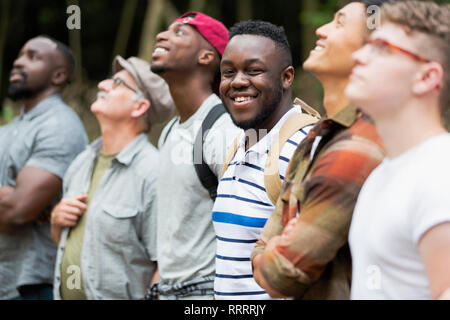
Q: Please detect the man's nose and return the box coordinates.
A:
[98,78,113,91]
[231,71,250,88]
[12,55,26,69]
[155,30,169,42]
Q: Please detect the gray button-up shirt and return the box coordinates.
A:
[53,133,158,300]
[0,95,88,299]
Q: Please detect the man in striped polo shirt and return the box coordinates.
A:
[212,21,317,299]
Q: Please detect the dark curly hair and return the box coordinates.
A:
[229,20,293,66]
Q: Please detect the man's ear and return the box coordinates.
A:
[198,48,216,67]
[281,66,295,90]
[131,98,150,119]
[51,67,69,86]
[412,62,443,96]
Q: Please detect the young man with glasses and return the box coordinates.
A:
[346,0,450,299]
[50,56,175,299]
[250,0,388,299]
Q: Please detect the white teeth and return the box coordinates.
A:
[235,96,254,102]
[154,47,167,54]
[314,46,324,51]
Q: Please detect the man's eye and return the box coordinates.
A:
[248,69,263,75]
[222,70,235,77]
[374,41,390,54]
[175,29,184,35]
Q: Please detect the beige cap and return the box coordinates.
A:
[113,55,175,126]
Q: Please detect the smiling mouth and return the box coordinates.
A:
[154,47,168,54]
[312,45,325,52]
[230,95,258,107]
[234,96,255,102]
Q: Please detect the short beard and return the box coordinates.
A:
[7,70,37,101]
[7,84,36,101]
[150,64,168,75]
[226,82,283,131]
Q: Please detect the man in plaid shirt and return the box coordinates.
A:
[250,0,387,299]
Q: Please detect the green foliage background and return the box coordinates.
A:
[1,0,449,138]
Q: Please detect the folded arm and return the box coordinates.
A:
[0,166,62,232]
[252,138,383,298]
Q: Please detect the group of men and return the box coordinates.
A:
[0,0,449,300]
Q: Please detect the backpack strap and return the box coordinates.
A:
[162,116,179,145]
[219,98,321,205]
[264,98,320,204]
[193,103,227,201]
[293,97,322,119]
[220,134,241,179]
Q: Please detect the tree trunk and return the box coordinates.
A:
[237,0,253,21]
[138,0,164,61]
[189,0,206,11]
[112,0,138,61]
[163,0,180,24]
[66,0,83,84]
[0,0,11,111]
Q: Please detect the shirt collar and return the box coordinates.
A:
[328,105,359,128]
[237,105,300,155]
[87,133,148,166]
[19,94,62,121]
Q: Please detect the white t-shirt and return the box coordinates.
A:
[349,133,450,300]
[156,94,241,288]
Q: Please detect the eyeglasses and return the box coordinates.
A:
[111,77,138,92]
[111,77,144,97]
[364,38,431,63]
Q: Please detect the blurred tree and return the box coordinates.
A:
[139,0,164,61]
[112,0,139,61]
[66,0,83,84]
[0,0,11,113]
[237,0,253,21]
[164,0,180,22]
[189,0,206,11]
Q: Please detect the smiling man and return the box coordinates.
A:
[0,36,88,300]
[250,0,388,299]
[212,20,319,300]
[346,0,450,300]
[149,12,239,300]
[50,56,174,300]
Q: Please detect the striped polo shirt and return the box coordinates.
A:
[212,105,311,299]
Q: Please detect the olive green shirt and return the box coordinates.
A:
[60,152,116,300]
[53,133,158,300]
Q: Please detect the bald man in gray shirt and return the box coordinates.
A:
[0,36,88,300]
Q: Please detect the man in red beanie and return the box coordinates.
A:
[149,12,240,300]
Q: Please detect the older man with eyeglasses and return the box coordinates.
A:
[50,56,175,300]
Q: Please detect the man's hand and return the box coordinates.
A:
[282,217,298,236]
[252,236,286,298]
[50,194,88,245]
